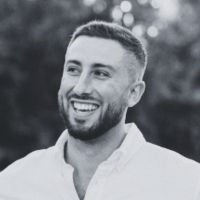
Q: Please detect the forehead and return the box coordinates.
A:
[66,36,127,67]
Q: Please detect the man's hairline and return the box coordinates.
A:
[67,35,145,81]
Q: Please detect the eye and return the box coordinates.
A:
[93,70,110,79]
[66,66,80,76]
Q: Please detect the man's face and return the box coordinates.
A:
[58,36,135,140]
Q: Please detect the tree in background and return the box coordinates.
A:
[0,0,200,170]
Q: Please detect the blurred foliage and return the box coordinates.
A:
[0,0,200,170]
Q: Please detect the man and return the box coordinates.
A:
[0,21,200,200]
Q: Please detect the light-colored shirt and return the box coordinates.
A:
[0,123,200,200]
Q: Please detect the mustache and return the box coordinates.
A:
[68,93,99,101]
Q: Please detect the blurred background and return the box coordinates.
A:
[0,0,200,171]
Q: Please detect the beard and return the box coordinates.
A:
[58,93,126,141]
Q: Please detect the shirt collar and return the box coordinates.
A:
[98,123,146,172]
[55,129,69,162]
[55,123,146,171]
[118,123,146,155]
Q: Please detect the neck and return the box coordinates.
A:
[65,121,127,200]
[66,121,126,172]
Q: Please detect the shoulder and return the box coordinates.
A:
[0,146,58,186]
[1,147,54,175]
[144,142,200,169]
[137,142,200,184]
[127,142,200,199]
[0,146,63,199]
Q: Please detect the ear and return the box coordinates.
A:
[128,81,145,107]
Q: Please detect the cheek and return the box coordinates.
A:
[59,75,75,94]
[102,83,129,107]
[98,83,123,103]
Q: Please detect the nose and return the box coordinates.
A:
[73,72,92,95]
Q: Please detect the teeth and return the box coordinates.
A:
[73,102,98,111]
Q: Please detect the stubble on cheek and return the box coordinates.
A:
[58,92,70,127]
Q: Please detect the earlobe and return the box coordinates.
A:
[128,81,145,107]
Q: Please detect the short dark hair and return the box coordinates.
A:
[68,21,147,72]
[69,20,147,67]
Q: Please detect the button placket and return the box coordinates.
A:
[84,165,110,200]
[60,162,79,200]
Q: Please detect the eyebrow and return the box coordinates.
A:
[92,63,115,72]
[66,60,81,66]
[66,59,115,71]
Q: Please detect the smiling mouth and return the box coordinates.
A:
[71,101,100,113]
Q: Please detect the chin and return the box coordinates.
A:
[67,121,104,141]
